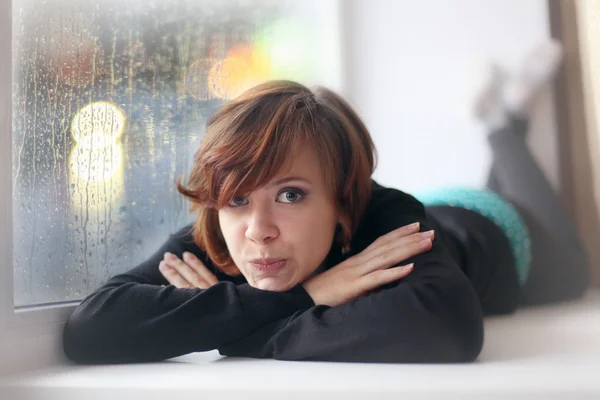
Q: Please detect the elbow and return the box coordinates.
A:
[444,307,484,363]
[62,308,105,364]
[63,309,131,365]
[435,279,484,363]
[62,286,149,364]
[406,277,484,364]
[62,298,128,365]
[62,311,92,364]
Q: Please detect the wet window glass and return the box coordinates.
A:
[12,0,341,307]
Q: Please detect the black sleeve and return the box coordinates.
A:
[62,225,315,364]
[218,186,485,363]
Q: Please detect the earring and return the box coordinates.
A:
[335,224,351,255]
[341,242,352,256]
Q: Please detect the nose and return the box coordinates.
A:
[245,207,279,245]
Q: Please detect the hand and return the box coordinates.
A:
[302,222,434,307]
[159,251,219,289]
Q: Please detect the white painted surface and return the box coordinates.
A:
[2,291,599,400]
[342,0,559,193]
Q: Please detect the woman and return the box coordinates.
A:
[62,41,589,365]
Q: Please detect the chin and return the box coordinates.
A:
[254,277,296,292]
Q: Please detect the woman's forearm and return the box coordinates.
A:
[62,226,315,364]
[62,279,314,364]
[218,260,483,363]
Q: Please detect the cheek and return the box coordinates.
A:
[217,212,242,252]
[286,204,337,258]
[292,212,335,241]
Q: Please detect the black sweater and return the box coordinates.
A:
[62,180,484,364]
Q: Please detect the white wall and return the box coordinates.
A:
[341,0,559,194]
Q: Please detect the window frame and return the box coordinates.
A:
[0,0,77,375]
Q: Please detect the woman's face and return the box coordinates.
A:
[218,144,338,291]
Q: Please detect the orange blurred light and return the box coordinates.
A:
[228,44,272,79]
[207,45,273,100]
[208,57,251,99]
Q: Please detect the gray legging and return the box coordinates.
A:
[486,118,590,306]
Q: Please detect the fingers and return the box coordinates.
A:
[166,252,208,288]
[359,222,425,260]
[373,230,435,259]
[359,263,414,293]
[371,222,421,247]
[159,260,197,288]
[160,252,215,289]
[382,230,435,258]
[359,230,434,273]
[182,252,219,286]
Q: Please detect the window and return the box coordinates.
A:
[10,0,342,308]
[1,0,342,373]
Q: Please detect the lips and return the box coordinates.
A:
[249,258,287,273]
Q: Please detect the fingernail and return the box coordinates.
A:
[420,238,432,247]
[404,263,414,269]
[408,222,420,229]
[421,230,435,237]
[159,262,172,271]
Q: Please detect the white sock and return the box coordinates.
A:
[502,78,533,117]
[470,61,508,130]
[502,39,564,116]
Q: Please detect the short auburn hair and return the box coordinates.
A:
[176,80,377,275]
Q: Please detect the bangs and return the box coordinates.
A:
[193,92,320,209]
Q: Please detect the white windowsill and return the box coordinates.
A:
[1,290,600,400]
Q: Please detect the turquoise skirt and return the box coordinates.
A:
[413,187,531,286]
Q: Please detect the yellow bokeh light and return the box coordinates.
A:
[68,143,124,216]
[69,143,123,183]
[71,101,125,149]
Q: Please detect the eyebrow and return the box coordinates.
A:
[268,176,312,187]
